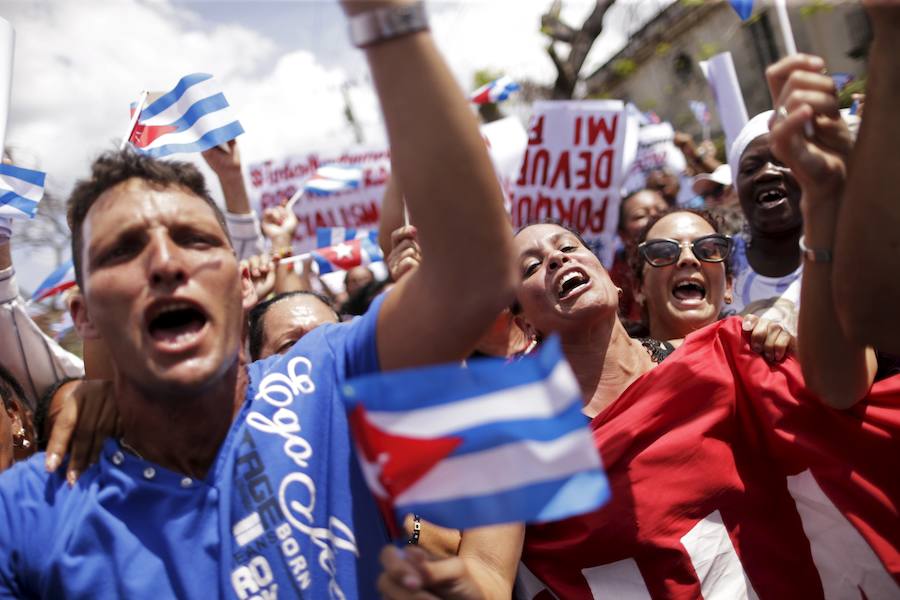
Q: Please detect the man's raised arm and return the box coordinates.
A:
[832,4,900,352]
[344,0,517,371]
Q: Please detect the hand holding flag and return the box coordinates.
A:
[342,336,609,533]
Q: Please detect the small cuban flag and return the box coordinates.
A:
[689,100,711,125]
[304,165,362,196]
[127,73,244,158]
[32,259,76,302]
[0,163,46,220]
[729,0,754,20]
[470,76,521,105]
[342,336,610,534]
[311,228,383,275]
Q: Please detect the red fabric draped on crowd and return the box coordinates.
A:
[522,317,899,599]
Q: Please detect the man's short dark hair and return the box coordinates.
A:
[248,291,339,361]
[67,149,231,288]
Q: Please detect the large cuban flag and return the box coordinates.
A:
[0,163,45,220]
[32,259,75,302]
[127,73,244,158]
[342,337,610,533]
[312,228,383,274]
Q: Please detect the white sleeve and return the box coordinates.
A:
[225,211,266,261]
[0,267,85,411]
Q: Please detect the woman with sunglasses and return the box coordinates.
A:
[629,209,793,362]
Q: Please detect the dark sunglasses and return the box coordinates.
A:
[638,234,733,267]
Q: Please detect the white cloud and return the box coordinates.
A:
[0,0,670,290]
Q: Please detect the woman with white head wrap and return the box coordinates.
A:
[727,108,804,334]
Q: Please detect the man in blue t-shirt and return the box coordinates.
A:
[0,2,518,597]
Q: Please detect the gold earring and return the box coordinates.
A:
[12,426,30,449]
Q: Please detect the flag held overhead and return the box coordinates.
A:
[127,73,243,158]
[342,337,610,533]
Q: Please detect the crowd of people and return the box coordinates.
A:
[0,0,898,598]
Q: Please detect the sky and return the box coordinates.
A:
[0,0,671,290]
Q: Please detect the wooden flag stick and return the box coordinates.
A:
[402,196,410,228]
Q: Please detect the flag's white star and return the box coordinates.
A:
[334,243,354,260]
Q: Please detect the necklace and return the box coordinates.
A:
[119,437,145,460]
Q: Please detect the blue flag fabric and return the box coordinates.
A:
[342,337,610,532]
[730,0,754,20]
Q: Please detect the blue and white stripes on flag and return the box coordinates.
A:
[729,0,754,20]
[0,163,45,220]
[470,76,521,105]
[128,73,243,158]
[343,337,610,533]
[316,227,374,249]
[304,165,362,195]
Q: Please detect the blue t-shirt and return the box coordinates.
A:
[0,295,389,599]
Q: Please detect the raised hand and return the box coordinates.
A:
[261,206,298,249]
[765,54,853,204]
[241,253,277,301]
[200,139,242,179]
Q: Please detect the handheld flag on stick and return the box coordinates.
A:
[126,73,243,158]
[32,259,75,302]
[310,229,382,274]
[342,336,609,533]
[470,76,521,105]
[0,163,45,220]
[304,165,362,196]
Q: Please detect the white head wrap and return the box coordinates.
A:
[728,110,774,173]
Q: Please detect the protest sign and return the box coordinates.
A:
[509,100,627,267]
[246,117,527,254]
[700,52,748,158]
[246,148,390,253]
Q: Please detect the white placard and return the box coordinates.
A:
[509,100,627,267]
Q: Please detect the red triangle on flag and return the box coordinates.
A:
[349,404,462,501]
[130,123,179,148]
